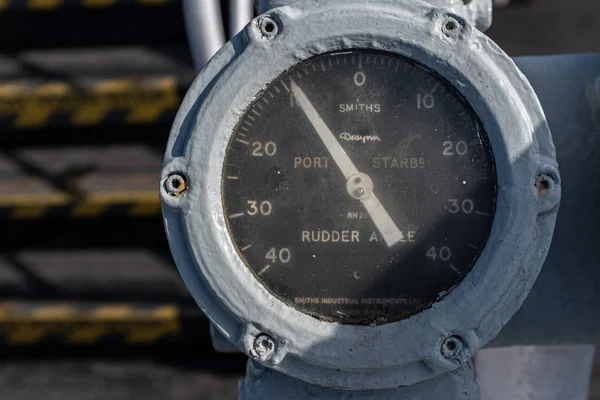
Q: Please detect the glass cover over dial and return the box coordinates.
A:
[222,50,497,325]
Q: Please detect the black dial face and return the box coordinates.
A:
[222,50,497,325]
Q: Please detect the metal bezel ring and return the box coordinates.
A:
[160,0,560,390]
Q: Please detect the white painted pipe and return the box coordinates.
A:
[183,0,226,69]
[229,0,254,37]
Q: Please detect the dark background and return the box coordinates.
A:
[0,0,599,399]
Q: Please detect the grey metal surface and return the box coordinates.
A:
[492,53,600,346]
[211,323,242,353]
[240,361,479,399]
[162,0,558,391]
[476,345,596,400]
[487,0,600,56]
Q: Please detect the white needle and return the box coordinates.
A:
[290,80,358,179]
[361,195,405,247]
[290,80,404,247]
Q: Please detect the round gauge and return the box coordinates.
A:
[222,49,496,325]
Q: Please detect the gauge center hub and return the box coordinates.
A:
[347,172,374,200]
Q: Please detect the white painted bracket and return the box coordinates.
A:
[257,0,493,31]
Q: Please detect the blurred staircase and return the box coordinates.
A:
[0,0,210,348]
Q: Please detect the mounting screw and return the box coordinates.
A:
[252,333,276,361]
[164,173,188,197]
[353,187,365,198]
[441,335,464,359]
[258,16,279,38]
[441,16,461,38]
[534,166,560,214]
[535,173,554,198]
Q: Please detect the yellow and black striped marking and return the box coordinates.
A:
[0,191,161,219]
[0,77,181,129]
[0,302,198,345]
[0,0,173,11]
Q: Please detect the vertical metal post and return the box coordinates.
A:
[240,361,480,399]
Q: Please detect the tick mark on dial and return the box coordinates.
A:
[226,176,239,180]
[228,212,245,219]
[476,211,492,216]
[449,264,460,274]
[468,243,478,249]
[258,265,271,276]
[241,244,252,251]
[236,138,249,145]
